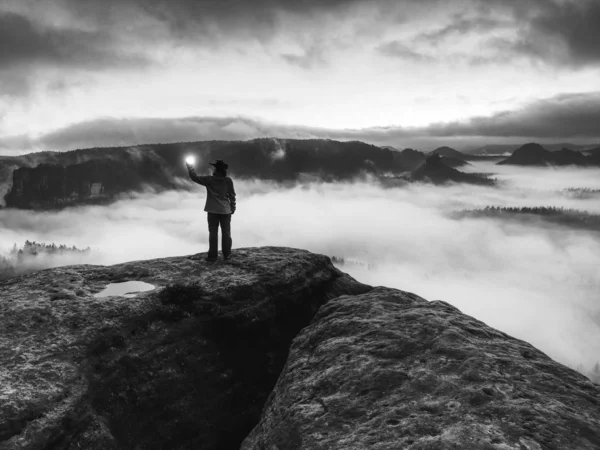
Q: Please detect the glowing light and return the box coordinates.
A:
[185,156,196,165]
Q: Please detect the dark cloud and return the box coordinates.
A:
[426,92,600,138]
[0,10,151,97]
[515,0,600,66]
[59,0,365,42]
[0,12,149,69]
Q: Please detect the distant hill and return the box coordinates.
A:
[551,148,590,165]
[1,138,425,209]
[497,143,553,166]
[393,148,426,171]
[497,143,600,166]
[587,150,600,165]
[440,156,471,168]
[430,146,499,162]
[465,143,600,156]
[543,143,600,152]
[429,146,467,159]
[411,154,495,186]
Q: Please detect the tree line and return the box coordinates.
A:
[456,206,600,232]
[0,241,91,280]
[331,255,375,270]
[560,188,600,199]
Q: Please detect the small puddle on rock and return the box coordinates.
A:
[94,281,156,298]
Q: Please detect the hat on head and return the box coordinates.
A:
[209,159,228,170]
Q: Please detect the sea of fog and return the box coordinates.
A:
[1,160,600,375]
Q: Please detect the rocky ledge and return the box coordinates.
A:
[0,247,369,449]
[0,247,599,450]
[243,288,600,450]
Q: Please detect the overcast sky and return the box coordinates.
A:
[1,0,600,153]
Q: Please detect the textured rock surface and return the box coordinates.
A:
[242,287,600,450]
[0,247,370,449]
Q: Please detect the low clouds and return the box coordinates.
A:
[27,117,284,151]
[0,116,327,154]
[2,91,598,154]
[426,92,600,139]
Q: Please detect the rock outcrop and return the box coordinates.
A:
[1,247,599,450]
[411,155,495,186]
[429,146,468,160]
[242,288,600,450]
[498,143,600,167]
[0,247,370,449]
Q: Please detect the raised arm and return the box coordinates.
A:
[228,178,236,214]
[187,164,209,186]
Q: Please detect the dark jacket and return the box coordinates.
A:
[188,167,236,214]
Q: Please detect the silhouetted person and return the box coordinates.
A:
[186,159,236,261]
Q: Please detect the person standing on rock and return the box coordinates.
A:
[185,159,236,262]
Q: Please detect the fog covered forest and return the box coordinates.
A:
[0,241,91,280]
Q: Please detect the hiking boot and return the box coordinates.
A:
[223,253,231,260]
[206,257,217,262]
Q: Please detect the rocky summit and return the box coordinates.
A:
[1,247,599,450]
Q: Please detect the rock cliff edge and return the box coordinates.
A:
[1,247,599,450]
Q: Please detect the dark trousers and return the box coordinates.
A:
[207,213,232,259]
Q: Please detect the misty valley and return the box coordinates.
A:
[1,140,600,388]
[4,0,600,444]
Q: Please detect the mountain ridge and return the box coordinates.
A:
[1,139,413,209]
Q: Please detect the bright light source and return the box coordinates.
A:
[185,156,196,165]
